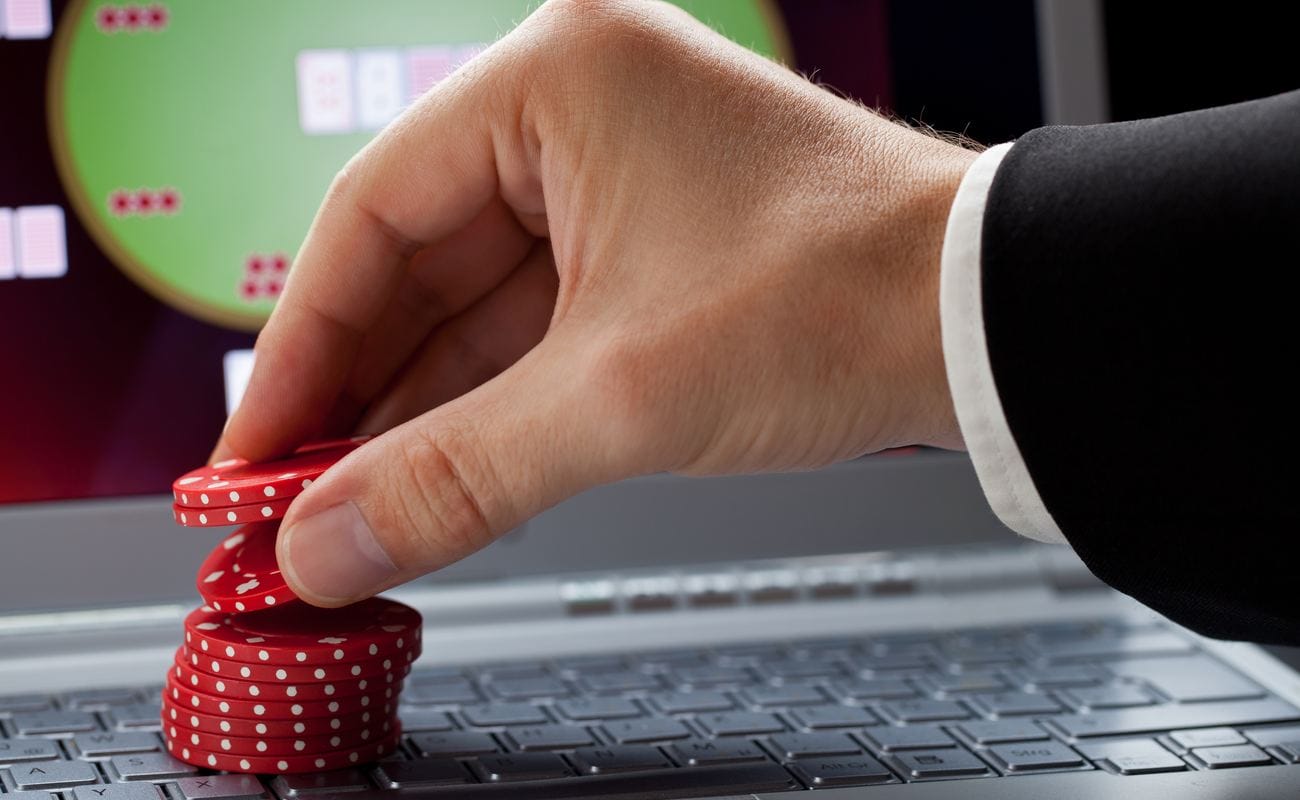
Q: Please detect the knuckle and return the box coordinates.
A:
[583,331,674,460]
[385,423,497,567]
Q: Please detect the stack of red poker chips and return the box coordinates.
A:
[165,437,423,774]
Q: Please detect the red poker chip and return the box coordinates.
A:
[172,648,387,701]
[181,645,414,685]
[172,437,370,509]
[162,717,398,756]
[162,696,385,738]
[183,597,421,665]
[173,498,293,527]
[166,673,399,720]
[164,727,400,774]
[196,523,297,612]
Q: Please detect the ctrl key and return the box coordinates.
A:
[790,754,897,788]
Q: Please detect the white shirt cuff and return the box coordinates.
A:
[939,143,1068,545]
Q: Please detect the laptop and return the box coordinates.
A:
[4,1,1300,798]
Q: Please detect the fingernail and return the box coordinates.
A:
[281,502,397,603]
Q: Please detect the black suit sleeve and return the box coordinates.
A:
[980,89,1300,645]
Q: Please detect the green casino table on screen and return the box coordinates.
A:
[51,0,787,330]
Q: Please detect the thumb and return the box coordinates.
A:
[276,340,614,607]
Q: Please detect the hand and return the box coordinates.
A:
[216,0,978,607]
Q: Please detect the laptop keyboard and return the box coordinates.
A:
[4,618,1300,798]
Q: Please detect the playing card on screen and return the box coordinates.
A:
[356,50,406,131]
[3,0,52,39]
[15,205,66,279]
[0,209,15,280]
[296,50,355,135]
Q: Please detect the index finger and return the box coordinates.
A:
[223,48,528,463]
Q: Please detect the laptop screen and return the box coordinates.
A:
[0,0,1044,508]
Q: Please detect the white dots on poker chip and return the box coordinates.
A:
[212,602,223,611]
[264,486,276,497]
[275,669,288,680]
[239,759,252,771]
[215,680,227,692]
[214,459,239,469]
[277,760,289,772]
[370,645,379,656]
[179,476,202,485]
[361,712,371,723]
[248,685,260,697]
[234,602,246,612]
[359,729,370,741]
[259,650,270,662]
[226,511,238,523]
[350,665,361,677]
[290,704,304,716]
[293,740,306,752]
[359,697,369,708]
[328,701,340,713]
[302,479,313,489]
[225,646,236,658]
[256,741,268,753]
[220,721,232,733]
[328,735,341,747]
[189,675,198,686]
[397,638,404,648]
[329,719,341,730]
[207,755,218,767]
[296,652,307,663]
[247,637,266,644]
[286,686,298,697]
[260,506,273,518]
[182,747,191,759]
[348,753,358,764]
[180,512,189,524]
[358,679,368,690]
[189,733,198,745]
[333,649,344,660]
[253,704,266,716]
[314,668,326,679]
[172,688,180,699]
[220,739,232,751]
[218,701,230,713]
[200,494,209,505]
[190,697,199,708]
[181,494,189,504]
[382,659,391,670]
[203,570,224,584]
[315,758,326,769]
[169,709,178,721]
[240,667,252,678]
[265,596,276,606]
[294,722,306,733]
[324,684,335,696]
[229,491,240,503]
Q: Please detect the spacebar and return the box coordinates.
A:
[341,764,797,799]
[1051,698,1300,738]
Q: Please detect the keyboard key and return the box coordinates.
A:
[489,676,570,701]
[553,655,627,675]
[769,732,863,760]
[789,754,895,787]
[833,678,915,700]
[696,712,785,737]
[569,745,672,774]
[1032,631,1194,662]
[634,650,708,671]
[972,692,1062,717]
[580,671,661,694]
[672,665,752,687]
[850,654,931,673]
[64,689,140,710]
[1273,742,1300,763]
[956,720,1050,745]
[668,738,767,766]
[5,792,59,800]
[649,691,733,714]
[173,775,268,800]
[409,731,499,757]
[987,741,1087,772]
[1064,685,1154,710]
[504,725,594,751]
[270,770,370,797]
[741,684,825,707]
[0,695,54,715]
[1243,725,1300,747]
[72,786,161,800]
[603,717,692,743]
[401,680,480,705]
[1078,739,1186,775]
[1188,744,1273,769]
[107,753,197,781]
[1016,665,1107,689]
[462,703,550,727]
[472,752,572,782]
[760,660,842,680]
[862,724,956,752]
[397,708,456,731]
[104,704,163,731]
[790,705,878,729]
[11,710,100,735]
[71,732,159,758]
[1048,698,1300,738]
[890,748,991,780]
[1168,727,1246,749]
[8,761,100,790]
[479,664,551,681]
[714,645,784,666]
[409,665,466,682]
[925,671,1006,694]
[555,697,642,721]
[0,738,62,764]
[878,698,970,723]
[1110,657,1265,703]
[372,759,471,788]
